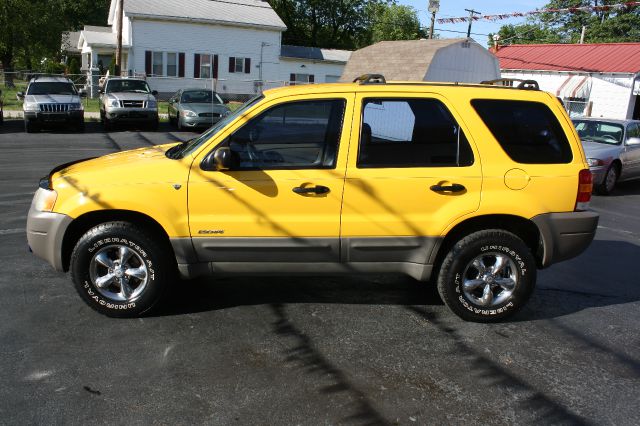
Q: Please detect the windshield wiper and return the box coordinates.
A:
[165,138,195,159]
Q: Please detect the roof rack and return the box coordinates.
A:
[353,74,387,84]
[481,78,540,90]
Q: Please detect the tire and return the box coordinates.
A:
[177,116,183,131]
[436,230,537,323]
[76,119,85,133]
[70,221,174,318]
[25,120,38,133]
[596,163,619,195]
[148,118,159,131]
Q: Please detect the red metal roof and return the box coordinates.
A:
[492,43,640,73]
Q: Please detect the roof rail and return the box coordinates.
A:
[353,74,386,84]
[481,78,540,90]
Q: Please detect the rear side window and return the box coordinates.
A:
[472,100,573,164]
[358,98,474,168]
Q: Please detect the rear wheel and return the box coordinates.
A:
[437,230,536,322]
[70,222,174,317]
[596,163,619,195]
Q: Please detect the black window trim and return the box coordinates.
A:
[356,96,475,169]
[207,97,348,172]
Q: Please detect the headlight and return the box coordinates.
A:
[147,100,157,109]
[24,102,39,111]
[587,158,605,167]
[109,99,119,108]
[34,188,58,212]
[182,110,197,117]
[68,103,83,111]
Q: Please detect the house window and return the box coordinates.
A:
[290,74,315,85]
[229,57,251,74]
[152,51,163,76]
[167,52,178,77]
[201,54,213,79]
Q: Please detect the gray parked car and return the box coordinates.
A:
[167,89,230,130]
[17,76,85,133]
[573,118,640,195]
[100,78,159,131]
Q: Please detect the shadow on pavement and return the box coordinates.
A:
[155,239,638,324]
[0,118,194,135]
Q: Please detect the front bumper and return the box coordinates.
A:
[589,166,607,186]
[106,108,158,122]
[532,211,599,268]
[24,110,83,124]
[182,116,222,128]
[26,193,72,272]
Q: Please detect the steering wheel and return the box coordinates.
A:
[245,141,261,164]
[603,134,618,142]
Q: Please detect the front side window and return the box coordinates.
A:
[358,98,474,168]
[152,52,163,76]
[626,123,640,140]
[225,99,346,170]
[473,99,573,164]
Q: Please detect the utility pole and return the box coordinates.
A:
[428,1,440,39]
[115,0,124,76]
[465,8,481,38]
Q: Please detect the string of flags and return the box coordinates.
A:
[436,1,640,24]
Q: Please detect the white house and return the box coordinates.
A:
[70,0,351,99]
[493,43,640,120]
[340,39,500,84]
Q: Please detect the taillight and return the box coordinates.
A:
[575,169,593,211]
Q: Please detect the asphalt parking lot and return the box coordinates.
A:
[0,119,639,425]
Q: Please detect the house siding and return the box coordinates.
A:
[502,70,635,120]
[129,18,282,94]
[279,58,348,84]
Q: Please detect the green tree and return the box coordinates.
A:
[489,0,640,46]
[370,4,422,43]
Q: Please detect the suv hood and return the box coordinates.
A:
[107,92,155,102]
[51,143,185,188]
[25,94,80,104]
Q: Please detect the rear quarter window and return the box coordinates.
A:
[471,99,573,164]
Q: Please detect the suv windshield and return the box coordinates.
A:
[181,90,223,104]
[166,95,263,160]
[27,82,77,96]
[573,120,624,145]
[106,80,151,94]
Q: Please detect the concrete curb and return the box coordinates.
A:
[2,110,169,120]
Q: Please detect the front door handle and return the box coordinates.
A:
[430,183,466,193]
[293,185,331,195]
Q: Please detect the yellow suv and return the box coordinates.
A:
[26,75,599,322]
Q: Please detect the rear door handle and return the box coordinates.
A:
[293,185,331,195]
[430,183,466,193]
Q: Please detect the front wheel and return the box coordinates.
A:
[437,230,536,322]
[596,164,619,195]
[70,222,174,317]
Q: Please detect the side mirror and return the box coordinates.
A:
[152,90,159,97]
[99,89,104,94]
[16,92,24,100]
[202,147,233,171]
[627,137,640,146]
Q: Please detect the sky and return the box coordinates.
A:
[398,0,550,46]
